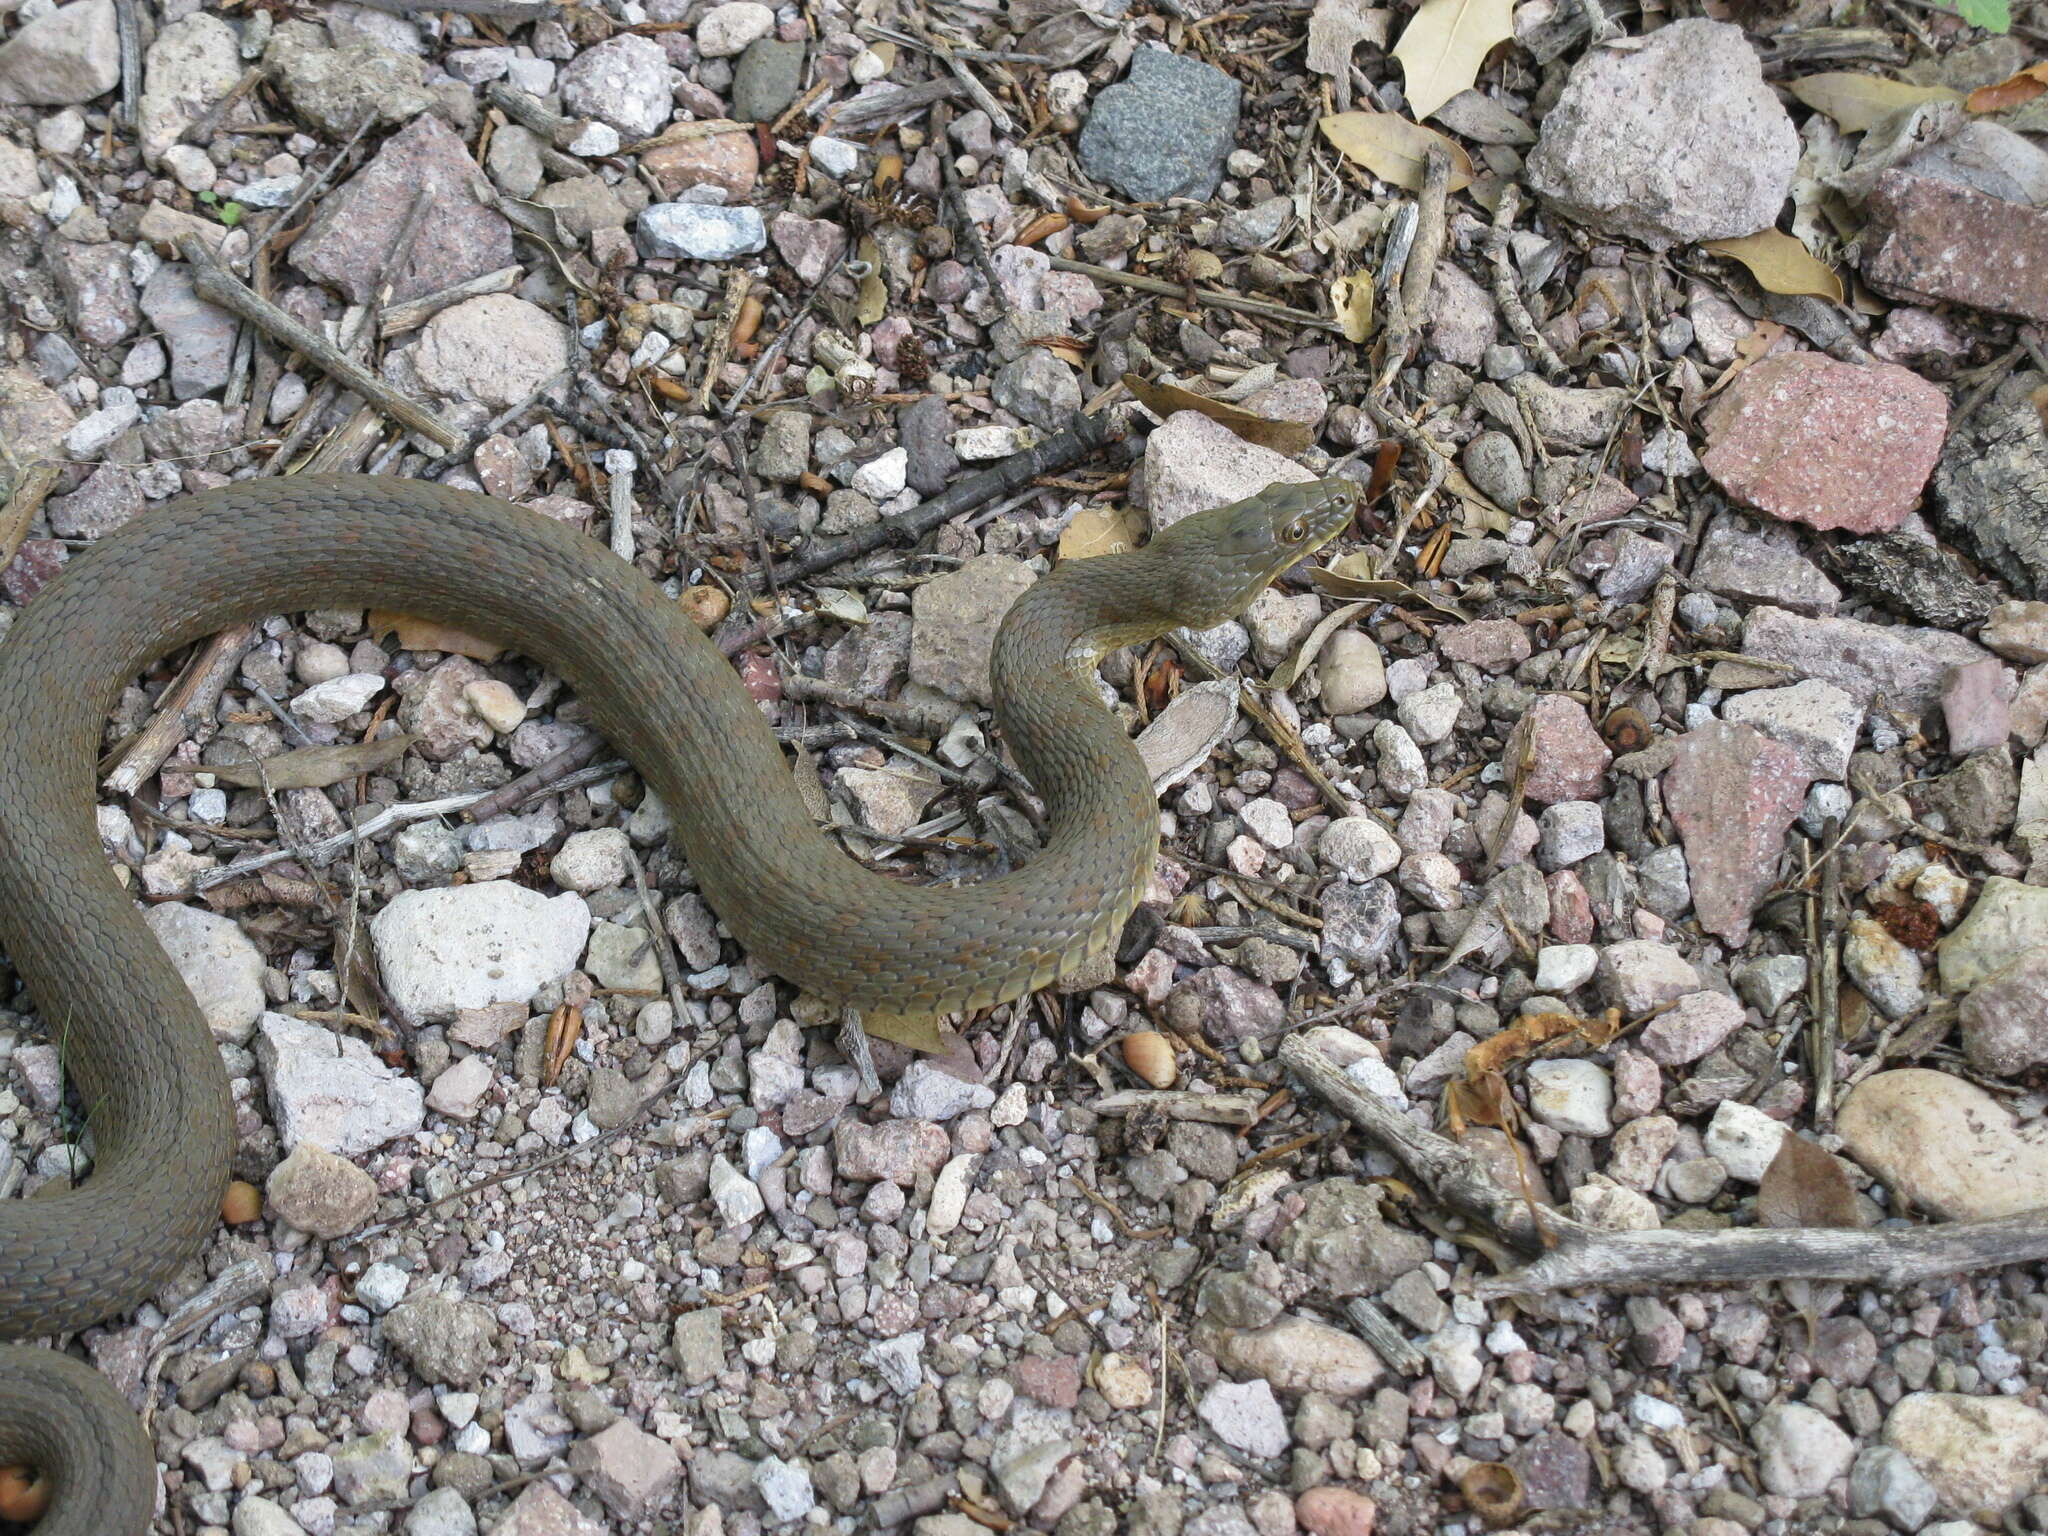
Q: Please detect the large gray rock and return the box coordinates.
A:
[1932,370,2048,602]
[255,1012,424,1157]
[1525,20,1797,248]
[1077,47,1240,203]
[370,880,590,1022]
[0,0,119,106]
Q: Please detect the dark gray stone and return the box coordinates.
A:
[732,38,804,124]
[1077,48,1240,203]
[1932,370,2048,601]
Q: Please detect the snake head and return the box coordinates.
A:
[1151,476,1359,631]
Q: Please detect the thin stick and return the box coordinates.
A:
[1484,183,1565,378]
[1812,817,1844,1130]
[1047,256,1344,334]
[379,266,521,337]
[180,235,462,451]
[1476,1212,2048,1296]
[347,0,558,15]
[1372,144,1451,396]
[695,270,753,412]
[180,63,267,147]
[465,736,609,822]
[624,845,690,1030]
[0,463,60,570]
[104,624,261,797]
[197,761,625,889]
[761,411,1127,585]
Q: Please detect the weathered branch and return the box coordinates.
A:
[1280,1033,2048,1296]
[758,410,1130,586]
[178,234,462,452]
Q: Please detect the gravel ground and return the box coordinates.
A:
[4,0,2048,1534]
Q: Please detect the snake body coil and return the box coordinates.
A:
[0,471,1353,1533]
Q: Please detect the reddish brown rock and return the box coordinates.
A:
[1664,721,1814,946]
[1012,1354,1083,1408]
[1437,619,1532,674]
[1700,351,1948,534]
[290,114,514,305]
[1296,1487,1377,1536]
[641,128,760,199]
[1862,169,2048,324]
[1509,695,1612,805]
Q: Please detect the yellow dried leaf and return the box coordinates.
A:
[1331,271,1375,342]
[1319,110,1475,192]
[1702,230,1844,304]
[1391,0,1515,123]
[1059,501,1146,561]
[367,610,503,662]
[1728,236,1844,303]
[859,1007,949,1053]
[1121,373,1314,455]
[1789,73,1963,134]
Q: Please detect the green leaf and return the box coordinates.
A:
[197,188,218,204]
[219,201,244,228]
[1955,0,2012,30]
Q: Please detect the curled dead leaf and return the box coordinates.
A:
[1331,271,1376,343]
[368,610,503,662]
[1319,110,1475,193]
[1964,62,2048,115]
[1122,373,1314,455]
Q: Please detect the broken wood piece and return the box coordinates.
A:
[178,234,462,452]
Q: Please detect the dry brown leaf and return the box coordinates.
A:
[1330,271,1376,342]
[368,610,503,661]
[1319,111,1475,193]
[1702,319,1789,400]
[1390,0,1515,123]
[1756,1132,1866,1230]
[1269,600,1369,691]
[1058,500,1145,561]
[1789,73,1964,134]
[1121,373,1314,455]
[1702,230,1844,304]
[1966,62,2048,114]
[206,734,417,790]
[1308,554,1471,621]
[1461,1007,1626,1080]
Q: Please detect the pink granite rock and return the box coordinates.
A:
[1664,721,1814,946]
[1510,695,1612,805]
[1700,351,1948,534]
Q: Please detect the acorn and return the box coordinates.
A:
[1122,1030,1178,1089]
[0,1465,50,1524]
[1600,705,1652,755]
[679,584,732,631]
[221,1180,263,1225]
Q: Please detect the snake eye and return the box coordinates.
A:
[1283,514,1309,543]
